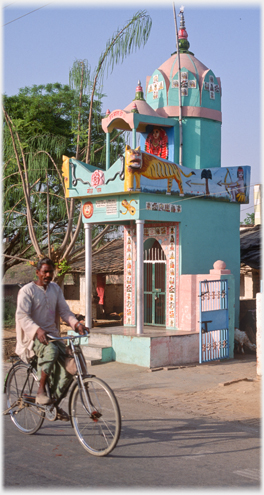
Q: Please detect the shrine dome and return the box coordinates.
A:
[145,9,222,123]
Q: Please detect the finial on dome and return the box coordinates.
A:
[178,6,190,52]
[106,109,110,116]
[134,80,145,101]
[131,102,138,113]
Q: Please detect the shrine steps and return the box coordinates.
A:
[82,343,113,366]
[68,327,199,368]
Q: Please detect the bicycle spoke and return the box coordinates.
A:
[71,377,121,456]
[6,364,44,435]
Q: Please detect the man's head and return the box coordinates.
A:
[237,167,244,179]
[36,258,55,287]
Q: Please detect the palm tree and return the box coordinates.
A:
[2,11,152,286]
[201,169,212,195]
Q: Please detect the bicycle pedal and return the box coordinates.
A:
[22,394,36,403]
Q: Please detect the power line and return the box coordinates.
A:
[3,3,51,27]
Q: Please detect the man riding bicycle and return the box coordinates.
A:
[15,257,89,421]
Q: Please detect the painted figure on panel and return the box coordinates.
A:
[145,127,168,159]
[225,167,246,203]
[124,145,195,195]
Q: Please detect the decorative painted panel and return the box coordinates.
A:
[146,70,167,109]
[62,150,250,206]
[81,196,139,223]
[123,226,136,326]
[169,67,200,107]
[124,147,250,203]
[201,70,221,111]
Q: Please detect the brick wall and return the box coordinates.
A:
[104,284,123,314]
[3,284,21,303]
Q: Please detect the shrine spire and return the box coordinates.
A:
[134,80,145,101]
[178,7,190,53]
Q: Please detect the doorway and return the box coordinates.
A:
[144,239,166,325]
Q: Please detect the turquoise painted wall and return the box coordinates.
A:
[199,119,221,168]
[112,334,151,367]
[172,118,221,168]
[201,69,221,112]
[144,61,222,170]
[146,64,221,114]
[179,199,241,327]
[146,69,167,110]
[138,118,221,170]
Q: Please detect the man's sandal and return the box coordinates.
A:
[56,407,70,422]
[36,393,54,405]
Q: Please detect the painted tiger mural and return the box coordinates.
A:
[124,145,196,195]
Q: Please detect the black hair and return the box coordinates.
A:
[237,167,244,178]
[36,257,55,271]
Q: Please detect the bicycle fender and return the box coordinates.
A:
[3,359,24,394]
[68,374,96,427]
[68,380,78,428]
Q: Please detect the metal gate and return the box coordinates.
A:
[144,244,166,325]
[199,279,229,363]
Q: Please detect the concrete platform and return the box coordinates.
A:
[69,325,199,368]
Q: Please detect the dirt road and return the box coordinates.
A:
[3,327,261,423]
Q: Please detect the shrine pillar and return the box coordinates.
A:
[106,132,110,170]
[84,223,93,328]
[136,220,144,334]
[132,128,137,148]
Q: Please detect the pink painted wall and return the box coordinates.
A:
[150,334,199,367]
[178,260,231,333]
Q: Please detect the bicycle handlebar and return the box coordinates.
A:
[46,330,89,341]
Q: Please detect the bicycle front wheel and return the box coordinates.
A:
[5,363,44,434]
[71,377,121,456]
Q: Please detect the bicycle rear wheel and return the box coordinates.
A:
[6,363,44,434]
[71,376,121,456]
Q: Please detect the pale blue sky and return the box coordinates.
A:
[2,1,262,221]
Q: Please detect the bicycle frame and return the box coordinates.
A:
[4,332,94,416]
[4,330,121,456]
[46,333,97,418]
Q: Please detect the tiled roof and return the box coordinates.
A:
[71,238,124,274]
[240,224,261,270]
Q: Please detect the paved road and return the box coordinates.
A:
[3,359,261,489]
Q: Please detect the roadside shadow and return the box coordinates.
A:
[112,416,261,458]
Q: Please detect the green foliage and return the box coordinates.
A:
[3,296,16,327]
[3,81,125,254]
[55,258,71,275]
[95,11,152,86]
[241,213,255,226]
[2,10,152,281]
[2,82,114,166]
[3,83,74,155]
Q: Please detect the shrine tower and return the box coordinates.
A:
[144,9,222,169]
[62,8,251,366]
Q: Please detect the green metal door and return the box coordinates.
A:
[144,242,166,326]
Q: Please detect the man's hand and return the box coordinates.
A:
[74,322,90,336]
[36,327,48,345]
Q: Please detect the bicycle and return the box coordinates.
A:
[3,332,121,457]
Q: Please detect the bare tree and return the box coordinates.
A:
[2,11,152,285]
